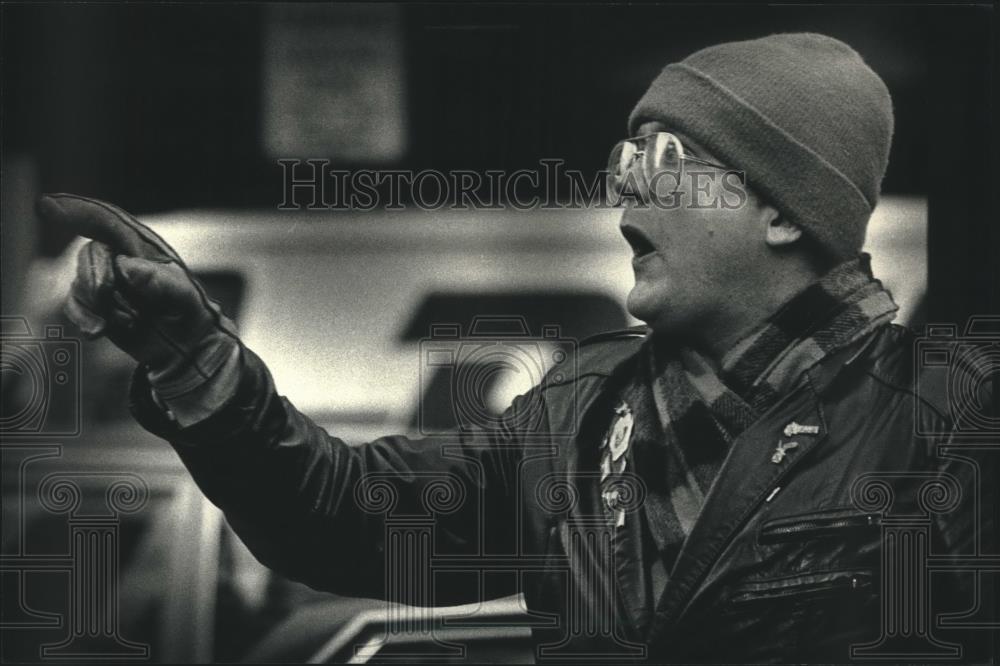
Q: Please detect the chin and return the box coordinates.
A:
[627,289,699,341]
[626,289,669,331]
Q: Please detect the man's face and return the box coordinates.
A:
[619,121,776,338]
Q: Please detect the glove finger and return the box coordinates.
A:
[36,193,182,263]
[114,255,200,314]
[65,242,139,338]
[63,294,107,339]
[64,293,138,339]
[74,240,116,302]
[64,241,115,337]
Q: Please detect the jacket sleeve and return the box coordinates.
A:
[129,346,534,605]
[928,375,997,662]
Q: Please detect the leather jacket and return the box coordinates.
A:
[130,323,996,663]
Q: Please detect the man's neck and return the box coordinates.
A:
[686,259,824,369]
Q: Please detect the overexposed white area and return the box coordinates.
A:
[31,196,925,441]
[863,195,927,323]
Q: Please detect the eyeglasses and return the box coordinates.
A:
[606,132,733,204]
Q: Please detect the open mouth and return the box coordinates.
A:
[620,225,657,260]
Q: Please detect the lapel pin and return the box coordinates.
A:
[602,488,627,528]
[607,402,633,463]
[600,402,633,529]
[783,421,819,437]
[771,440,799,464]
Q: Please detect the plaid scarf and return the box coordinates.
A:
[600,254,898,634]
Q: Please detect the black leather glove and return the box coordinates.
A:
[39,193,243,425]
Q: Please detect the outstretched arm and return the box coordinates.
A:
[45,193,528,605]
[130,346,533,604]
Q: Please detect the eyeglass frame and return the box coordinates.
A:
[606,131,739,204]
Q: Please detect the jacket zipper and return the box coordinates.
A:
[769,514,879,535]
[730,570,873,604]
[760,512,881,543]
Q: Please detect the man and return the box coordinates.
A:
[45,33,992,662]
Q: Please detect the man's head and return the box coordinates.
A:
[617,33,894,342]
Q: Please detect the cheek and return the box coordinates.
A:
[703,208,762,261]
[665,217,727,264]
[670,219,757,295]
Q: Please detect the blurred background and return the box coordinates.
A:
[2,2,996,663]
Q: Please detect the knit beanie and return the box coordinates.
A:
[628,33,894,260]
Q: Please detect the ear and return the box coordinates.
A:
[764,214,803,247]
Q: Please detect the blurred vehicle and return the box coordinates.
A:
[4,198,925,662]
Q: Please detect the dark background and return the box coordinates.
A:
[2,1,997,323]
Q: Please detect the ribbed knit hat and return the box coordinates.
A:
[629,33,894,260]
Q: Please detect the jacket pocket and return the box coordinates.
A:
[728,569,874,605]
[759,507,881,545]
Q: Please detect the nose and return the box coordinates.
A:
[618,200,647,229]
[618,204,633,233]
